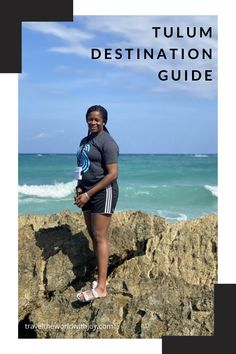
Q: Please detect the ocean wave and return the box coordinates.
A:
[122,185,166,190]
[194,154,208,157]
[18,180,76,198]
[135,191,151,196]
[204,185,218,197]
[156,209,188,221]
[19,198,46,204]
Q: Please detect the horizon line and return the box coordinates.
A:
[18,152,218,155]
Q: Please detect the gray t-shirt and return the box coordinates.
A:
[77,131,119,190]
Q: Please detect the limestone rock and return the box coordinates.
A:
[18,210,217,338]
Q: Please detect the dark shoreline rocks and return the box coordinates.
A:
[18,210,217,338]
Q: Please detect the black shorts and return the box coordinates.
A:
[82,182,119,214]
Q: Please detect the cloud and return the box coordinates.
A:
[31,131,64,140]
[32,132,48,140]
[24,16,217,98]
[23,22,93,42]
[23,22,93,58]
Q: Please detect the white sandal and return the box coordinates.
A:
[77,288,99,303]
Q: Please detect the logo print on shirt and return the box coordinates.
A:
[77,144,90,173]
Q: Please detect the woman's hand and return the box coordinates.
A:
[74,187,82,206]
[74,191,90,208]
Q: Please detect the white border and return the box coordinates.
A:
[0,0,235,353]
[74,0,220,15]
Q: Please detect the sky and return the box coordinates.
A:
[19,16,217,154]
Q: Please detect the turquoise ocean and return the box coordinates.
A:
[18,154,217,221]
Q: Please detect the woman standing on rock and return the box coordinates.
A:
[74,105,119,302]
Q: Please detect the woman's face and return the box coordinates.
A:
[86,111,104,134]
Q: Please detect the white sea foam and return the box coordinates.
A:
[146,185,161,189]
[37,154,43,157]
[18,198,46,204]
[18,180,76,198]
[135,191,151,196]
[156,209,188,221]
[194,154,208,157]
[173,213,188,221]
[204,185,218,197]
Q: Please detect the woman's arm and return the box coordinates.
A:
[75,163,118,207]
[87,163,118,197]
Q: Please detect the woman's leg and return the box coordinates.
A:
[77,212,111,300]
[83,211,97,255]
[90,213,111,297]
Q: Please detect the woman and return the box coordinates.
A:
[74,105,119,302]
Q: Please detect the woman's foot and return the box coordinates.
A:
[92,280,109,289]
[77,286,107,302]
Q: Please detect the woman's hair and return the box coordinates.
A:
[86,105,110,134]
[78,105,109,173]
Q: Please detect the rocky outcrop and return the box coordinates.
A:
[18,210,217,338]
